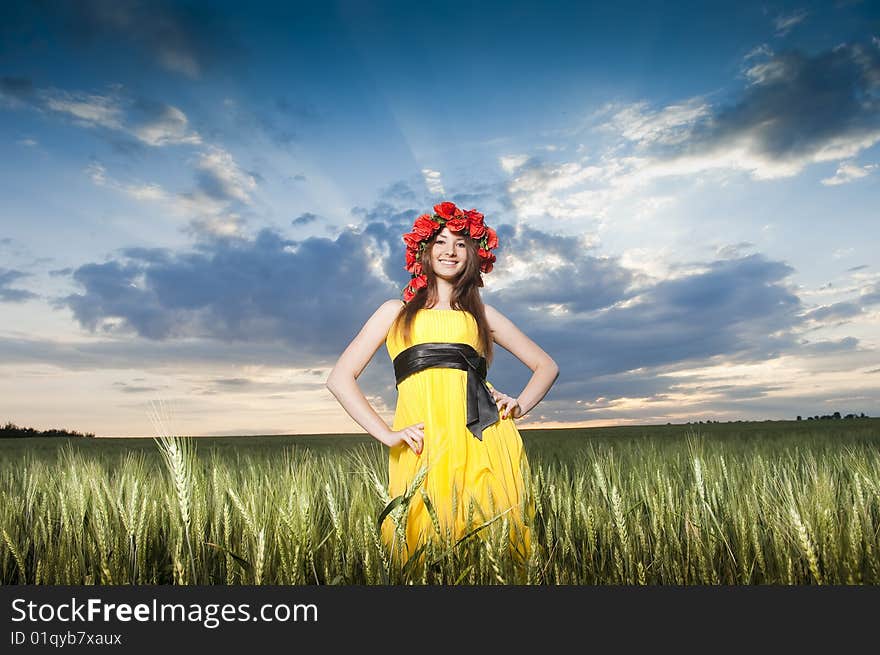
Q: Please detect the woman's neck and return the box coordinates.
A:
[432,278,454,308]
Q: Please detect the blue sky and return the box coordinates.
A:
[1,0,879,436]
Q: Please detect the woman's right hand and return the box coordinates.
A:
[382,422,425,455]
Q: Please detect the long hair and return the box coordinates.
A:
[391,231,495,366]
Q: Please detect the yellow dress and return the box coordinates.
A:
[381,307,534,565]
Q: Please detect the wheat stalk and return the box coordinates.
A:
[148,399,197,584]
[789,503,823,585]
[2,528,27,582]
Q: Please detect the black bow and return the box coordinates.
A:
[393,342,499,441]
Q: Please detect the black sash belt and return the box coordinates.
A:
[392,342,499,441]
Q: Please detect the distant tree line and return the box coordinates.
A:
[1,422,95,438]
[665,412,873,426]
[797,412,870,421]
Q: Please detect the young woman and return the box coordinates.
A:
[326,201,559,566]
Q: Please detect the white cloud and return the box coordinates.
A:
[632,194,677,220]
[86,161,172,203]
[743,58,791,86]
[618,246,676,282]
[595,43,880,185]
[632,140,804,181]
[508,160,605,195]
[43,89,125,130]
[743,44,774,61]
[126,183,170,202]
[84,158,246,238]
[505,155,642,222]
[774,9,808,37]
[86,162,108,186]
[503,66,880,232]
[502,117,880,233]
[197,146,257,204]
[821,161,877,186]
[597,98,711,148]
[24,83,200,147]
[608,102,879,182]
[168,189,244,237]
[715,242,756,259]
[183,211,245,237]
[55,87,247,238]
[421,168,445,195]
[499,154,529,173]
[132,105,202,146]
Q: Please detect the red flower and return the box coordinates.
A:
[403,232,421,250]
[411,274,427,290]
[403,286,415,302]
[445,217,468,233]
[465,209,484,223]
[480,253,496,273]
[485,227,499,250]
[433,201,459,219]
[466,210,486,239]
[405,247,421,274]
[413,214,440,238]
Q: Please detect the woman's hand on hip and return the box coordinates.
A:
[490,388,522,420]
[382,422,424,455]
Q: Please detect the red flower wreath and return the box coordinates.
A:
[400,201,498,302]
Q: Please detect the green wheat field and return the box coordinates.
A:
[1,419,879,585]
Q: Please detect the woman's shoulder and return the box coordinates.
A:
[482,303,514,333]
[361,299,404,324]
[377,298,406,320]
[358,300,405,343]
[482,302,500,321]
[381,298,406,312]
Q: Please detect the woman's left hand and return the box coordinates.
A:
[490,387,522,420]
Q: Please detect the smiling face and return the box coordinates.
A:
[430,227,469,278]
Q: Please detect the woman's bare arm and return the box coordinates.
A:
[325,300,404,445]
[484,304,559,418]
